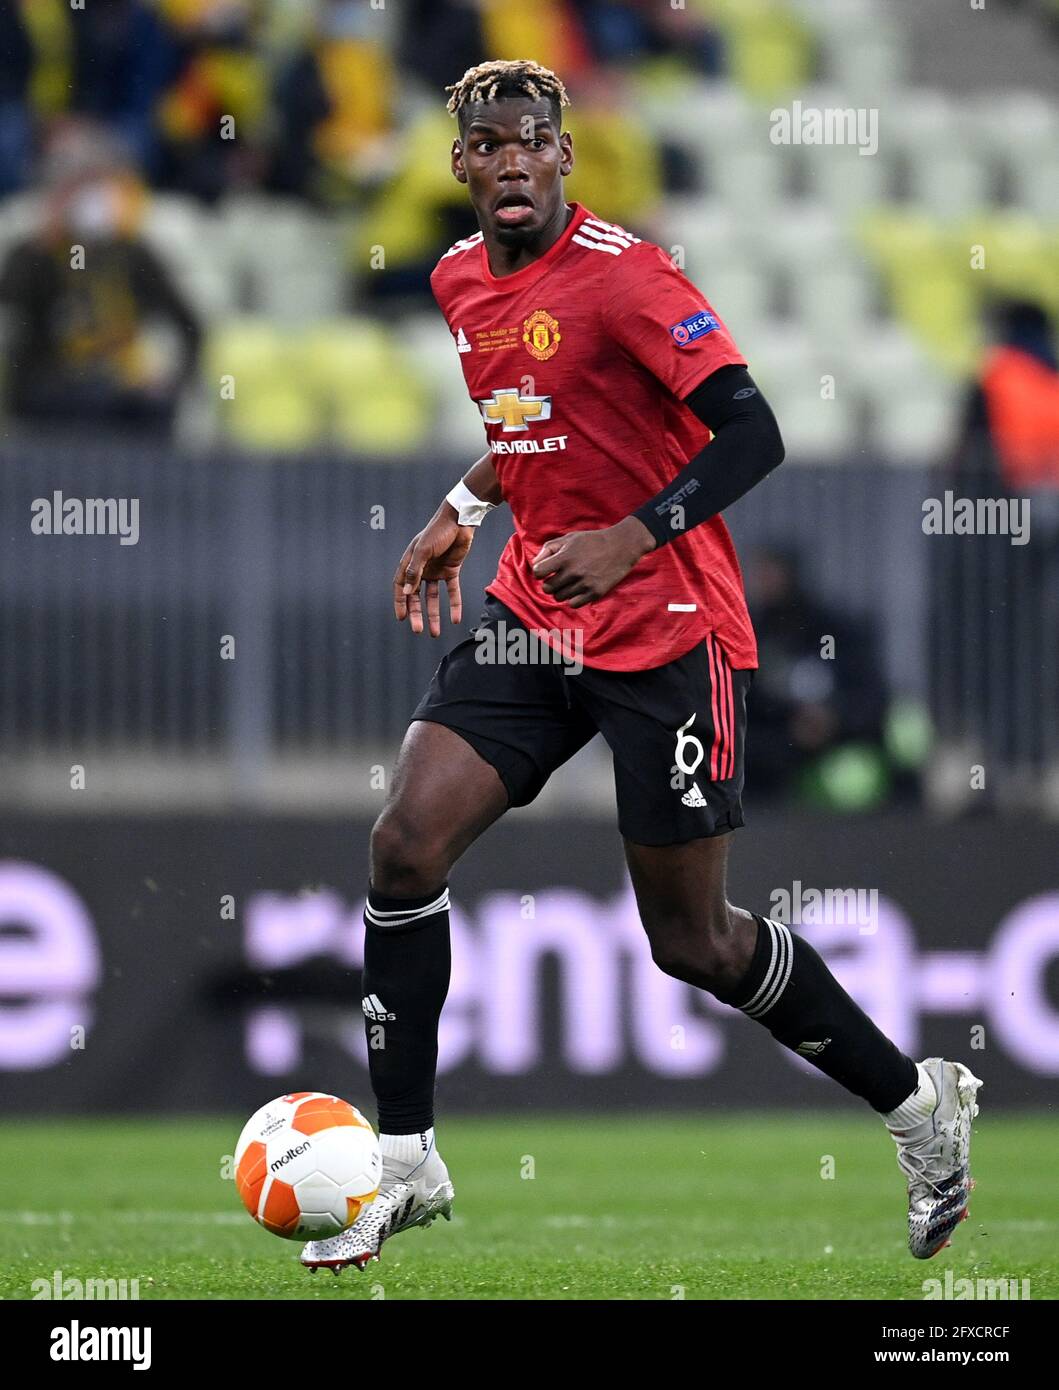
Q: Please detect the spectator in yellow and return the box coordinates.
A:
[0,120,201,436]
[156,0,269,202]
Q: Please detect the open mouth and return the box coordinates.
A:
[494,193,534,226]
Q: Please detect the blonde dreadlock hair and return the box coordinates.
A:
[445,59,570,131]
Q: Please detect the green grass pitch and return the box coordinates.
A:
[0,1113,1053,1301]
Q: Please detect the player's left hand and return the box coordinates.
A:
[531,517,656,608]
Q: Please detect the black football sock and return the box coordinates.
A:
[717,913,917,1112]
[362,881,451,1135]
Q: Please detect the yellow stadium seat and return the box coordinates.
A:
[856,211,987,373]
[206,319,285,384]
[955,214,1059,316]
[333,385,429,455]
[888,272,980,375]
[702,0,816,101]
[298,320,396,399]
[204,319,432,453]
[299,321,430,455]
[855,210,948,274]
[226,385,320,451]
[206,320,318,450]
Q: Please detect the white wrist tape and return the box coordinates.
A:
[445,478,497,527]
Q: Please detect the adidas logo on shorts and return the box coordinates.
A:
[681,781,707,807]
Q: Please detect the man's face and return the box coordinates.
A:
[452,97,573,246]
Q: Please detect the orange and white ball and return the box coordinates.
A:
[235,1092,382,1240]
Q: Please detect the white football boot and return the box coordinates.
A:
[300,1130,453,1273]
[889,1058,983,1259]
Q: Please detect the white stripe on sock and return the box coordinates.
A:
[364,886,450,928]
[740,918,779,1016]
[743,919,794,1019]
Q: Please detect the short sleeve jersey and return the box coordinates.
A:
[430,201,758,671]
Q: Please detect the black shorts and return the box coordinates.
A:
[410,594,753,846]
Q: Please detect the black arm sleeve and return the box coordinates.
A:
[631,364,785,549]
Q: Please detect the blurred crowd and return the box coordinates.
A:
[0,0,724,206]
[0,0,742,438]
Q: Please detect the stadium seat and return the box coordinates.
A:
[298,318,395,395]
[177,264,239,323]
[855,209,948,274]
[397,315,462,391]
[636,85,757,189]
[1007,152,1059,220]
[141,193,212,278]
[300,319,428,456]
[702,268,774,341]
[751,199,851,276]
[709,0,818,101]
[840,320,951,395]
[788,264,879,354]
[252,206,347,324]
[889,271,980,374]
[978,90,1059,159]
[904,150,994,222]
[855,211,984,371]
[876,90,968,159]
[141,196,240,322]
[870,381,961,465]
[707,148,790,217]
[215,194,343,323]
[960,214,1059,314]
[657,198,739,271]
[203,317,430,453]
[205,318,318,450]
[823,21,911,97]
[847,322,961,463]
[740,324,857,461]
[769,384,857,463]
[798,142,893,214]
[785,0,877,28]
[660,204,778,324]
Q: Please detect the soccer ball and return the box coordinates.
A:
[234,1092,382,1240]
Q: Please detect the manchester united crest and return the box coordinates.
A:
[522,309,561,361]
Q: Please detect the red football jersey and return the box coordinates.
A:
[430,201,758,672]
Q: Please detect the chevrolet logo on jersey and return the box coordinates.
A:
[478,388,553,432]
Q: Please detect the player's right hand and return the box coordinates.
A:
[393,508,474,637]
